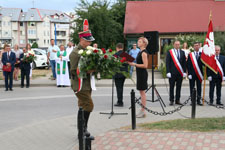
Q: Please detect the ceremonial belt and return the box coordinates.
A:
[216,59,224,81]
[169,49,184,77]
[190,52,203,82]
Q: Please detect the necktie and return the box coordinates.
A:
[196,52,198,60]
[8,52,10,60]
[177,50,180,60]
[217,56,219,60]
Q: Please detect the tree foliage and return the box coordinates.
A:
[71,0,126,49]
[31,42,38,48]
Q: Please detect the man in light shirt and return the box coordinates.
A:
[47,39,59,80]
[66,42,74,79]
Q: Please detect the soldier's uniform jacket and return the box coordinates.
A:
[69,44,91,91]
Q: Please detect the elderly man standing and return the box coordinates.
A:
[69,30,95,137]
[56,45,70,87]
[207,45,225,106]
[1,44,16,91]
[166,40,186,106]
[47,39,60,80]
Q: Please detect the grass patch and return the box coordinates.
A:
[32,69,51,79]
[140,117,225,132]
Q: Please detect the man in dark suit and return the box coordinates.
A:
[114,43,128,107]
[1,44,16,91]
[166,40,186,105]
[187,42,203,105]
[207,45,225,106]
[20,48,31,88]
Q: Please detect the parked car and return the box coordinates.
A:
[32,49,48,69]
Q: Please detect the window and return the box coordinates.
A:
[44,31,46,36]
[44,39,46,44]
[28,22,36,26]
[20,40,25,44]
[47,31,49,36]
[34,50,42,55]
[20,22,23,26]
[8,22,11,26]
[0,22,1,27]
[3,21,5,26]
[48,40,49,44]
[4,31,8,36]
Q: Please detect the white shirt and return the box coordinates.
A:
[66,46,74,61]
[48,45,60,60]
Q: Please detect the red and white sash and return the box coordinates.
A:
[190,52,203,82]
[76,67,83,93]
[169,49,184,77]
[216,58,224,81]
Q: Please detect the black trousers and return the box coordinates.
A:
[169,74,183,102]
[209,78,222,104]
[21,68,30,87]
[114,77,126,104]
[68,61,71,79]
[4,71,13,89]
[189,76,202,102]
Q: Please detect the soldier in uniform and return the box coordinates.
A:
[69,30,95,137]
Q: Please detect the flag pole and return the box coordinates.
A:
[202,11,212,105]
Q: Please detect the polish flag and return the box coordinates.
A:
[201,20,217,73]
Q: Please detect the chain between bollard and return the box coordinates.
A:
[135,97,191,116]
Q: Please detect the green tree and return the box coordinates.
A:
[71,0,126,49]
[214,31,225,55]
[31,42,38,48]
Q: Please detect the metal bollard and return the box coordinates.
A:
[131,89,136,130]
[78,107,85,150]
[85,132,94,150]
[191,88,197,119]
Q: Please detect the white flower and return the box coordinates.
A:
[87,46,94,50]
[86,50,92,55]
[78,50,84,55]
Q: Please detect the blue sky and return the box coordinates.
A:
[1,0,98,13]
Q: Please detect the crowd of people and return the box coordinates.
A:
[166,41,225,109]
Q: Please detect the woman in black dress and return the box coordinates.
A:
[128,37,148,118]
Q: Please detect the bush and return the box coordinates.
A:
[159,63,166,78]
[31,42,38,48]
[214,31,225,55]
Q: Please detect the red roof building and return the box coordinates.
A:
[124,0,225,67]
[124,0,225,34]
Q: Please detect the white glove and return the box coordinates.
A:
[223,77,225,81]
[183,73,187,78]
[167,73,171,78]
[188,75,192,79]
[208,76,212,81]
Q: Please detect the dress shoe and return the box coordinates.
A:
[197,102,203,106]
[216,103,224,106]
[136,111,146,118]
[5,89,8,91]
[21,86,24,88]
[26,86,29,88]
[114,103,123,107]
[57,85,61,87]
[9,89,13,91]
[169,101,174,106]
[175,101,182,105]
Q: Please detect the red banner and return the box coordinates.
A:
[201,20,217,73]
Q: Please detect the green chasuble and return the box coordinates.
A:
[57,51,67,75]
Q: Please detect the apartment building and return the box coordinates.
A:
[0,6,74,49]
